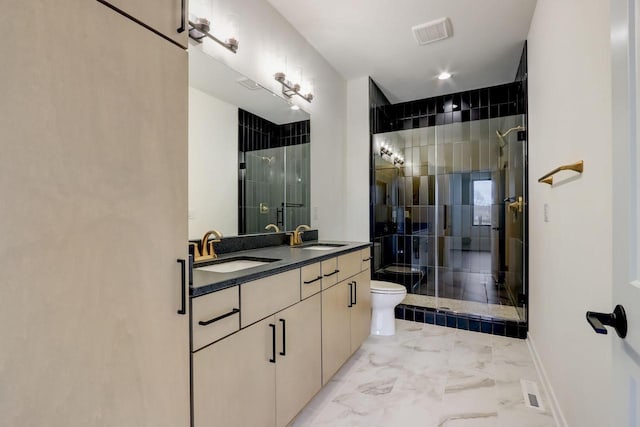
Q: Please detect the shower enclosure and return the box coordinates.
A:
[372,114,527,322]
[240,143,310,233]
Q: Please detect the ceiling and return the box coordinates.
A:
[266,0,537,103]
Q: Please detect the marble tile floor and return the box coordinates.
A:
[291,320,556,427]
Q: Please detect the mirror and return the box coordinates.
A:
[188,44,311,239]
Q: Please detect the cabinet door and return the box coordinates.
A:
[275,294,322,427]
[193,316,277,427]
[321,281,352,385]
[101,0,188,46]
[350,271,372,353]
[0,2,188,426]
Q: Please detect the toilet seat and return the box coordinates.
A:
[370,280,406,294]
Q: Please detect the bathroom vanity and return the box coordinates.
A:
[189,242,371,427]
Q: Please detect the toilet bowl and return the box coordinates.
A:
[370,280,407,336]
[375,264,424,293]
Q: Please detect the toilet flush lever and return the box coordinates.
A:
[586,305,627,338]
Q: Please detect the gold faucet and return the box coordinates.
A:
[191,229,223,261]
[288,224,311,246]
[265,224,280,233]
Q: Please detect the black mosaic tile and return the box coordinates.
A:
[446,313,457,328]
[395,306,404,319]
[481,320,493,334]
[461,110,470,122]
[436,312,446,326]
[405,306,415,321]
[425,311,435,324]
[493,321,506,336]
[506,321,519,337]
[452,111,462,123]
[414,308,425,323]
[457,316,469,330]
[469,317,481,332]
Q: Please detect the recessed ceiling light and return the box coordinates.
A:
[290,104,300,111]
[438,72,452,80]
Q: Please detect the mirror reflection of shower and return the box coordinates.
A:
[238,109,311,234]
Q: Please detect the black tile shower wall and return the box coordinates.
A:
[238,109,310,152]
[395,304,527,339]
[371,81,526,134]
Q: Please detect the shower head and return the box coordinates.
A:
[496,126,526,146]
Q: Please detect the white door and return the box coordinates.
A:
[610,1,640,426]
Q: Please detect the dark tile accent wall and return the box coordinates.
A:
[238,109,310,152]
[371,81,526,134]
[395,304,527,339]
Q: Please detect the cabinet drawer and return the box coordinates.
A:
[361,247,371,271]
[321,257,339,290]
[337,251,362,282]
[301,263,322,300]
[241,269,300,328]
[192,286,240,351]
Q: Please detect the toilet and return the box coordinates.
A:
[370,280,408,336]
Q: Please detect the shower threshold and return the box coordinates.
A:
[402,293,520,322]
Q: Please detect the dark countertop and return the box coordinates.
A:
[190,241,371,297]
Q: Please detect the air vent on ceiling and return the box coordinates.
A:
[412,17,452,45]
[236,77,262,90]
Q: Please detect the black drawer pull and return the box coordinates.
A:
[348,282,353,307]
[269,323,276,363]
[324,269,340,277]
[353,281,357,305]
[304,275,323,285]
[177,259,187,315]
[362,257,372,261]
[279,318,286,356]
[198,308,239,326]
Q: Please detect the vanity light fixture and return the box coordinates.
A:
[380,143,393,157]
[438,71,452,80]
[274,72,314,103]
[188,17,239,53]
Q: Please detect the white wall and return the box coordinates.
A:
[190,0,347,240]
[344,76,371,241]
[188,86,238,239]
[527,1,613,425]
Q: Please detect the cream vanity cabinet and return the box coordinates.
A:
[2,1,189,426]
[193,270,321,427]
[321,249,372,384]
[100,0,188,46]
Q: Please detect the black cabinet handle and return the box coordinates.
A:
[348,282,353,307]
[353,281,357,305]
[198,308,239,326]
[586,305,627,338]
[176,259,186,315]
[177,0,186,33]
[324,269,340,277]
[279,318,286,356]
[362,257,372,261]
[304,275,323,285]
[269,323,276,363]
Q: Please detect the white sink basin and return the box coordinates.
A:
[303,246,337,251]
[300,243,346,251]
[196,260,271,273]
